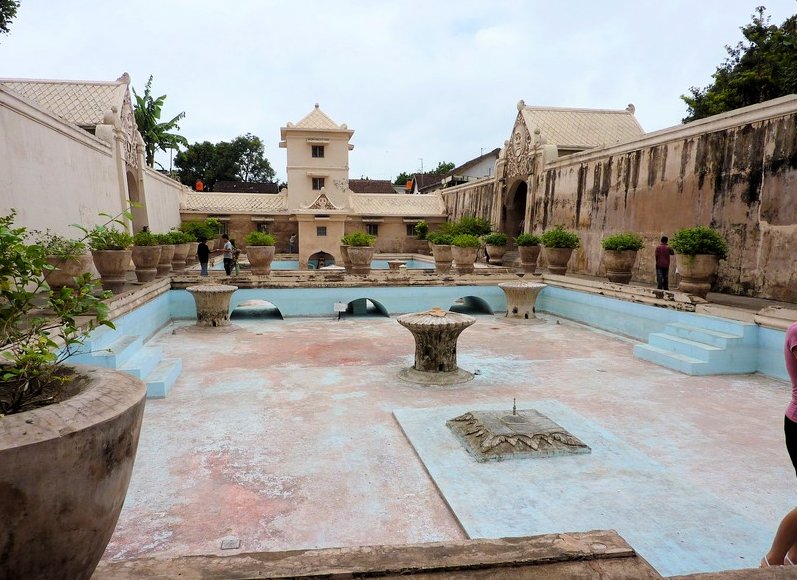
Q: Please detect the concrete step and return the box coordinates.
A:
[119,346,163,379]
[648,333,723,362]
[70,334,143,369]
[633,343,708,375]
[664,322,743,348]
[145,358,182,399]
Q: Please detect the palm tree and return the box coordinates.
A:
[133,75,188,167]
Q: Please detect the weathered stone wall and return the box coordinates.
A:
[533,96,797,301]
[442,178,497,225]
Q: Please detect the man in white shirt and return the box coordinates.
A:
[221,234,234,275]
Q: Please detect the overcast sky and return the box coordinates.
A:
[2,1,795,182]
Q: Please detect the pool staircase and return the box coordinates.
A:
[69,327,181,398]
[633,316,758,375]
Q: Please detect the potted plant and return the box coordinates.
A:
[1,211,147,580]
[32,230,93,289]
[427,231,454,274]
[131,230,162,283]
[451,234,481,274]
[515,233,542,274]
[244,231,276,275]
[168,230,192,272]
[601,232,644,284]
[181,221,212,264]
[340,233,353,274]
[541,225,580,275]
[154,232,176,277]
[670,226,728,298]
[345,231,376,276]
[86,225,134,293]
[483,232,508,265]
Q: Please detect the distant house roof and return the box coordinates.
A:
[413,172,445,193]
[451,147,501,175]
[0,73,131,130]
[519,102,644,150]
[348,179,396,194]
[213,181,280,193]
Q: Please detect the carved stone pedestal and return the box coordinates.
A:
[186,284,238,327]
[498,281,547,320]
[397,307,475,385]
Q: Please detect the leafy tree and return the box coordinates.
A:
[175,134,275,190]
[682,6,797,122]
[393,171,413,186]
[132,75,188,167]
[432,161,455,174]
[0,0,19,38]
[232,133,275,182]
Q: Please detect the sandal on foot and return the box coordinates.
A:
[762,555,771,567]
[786,554,795,565]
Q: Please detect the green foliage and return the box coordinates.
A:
[0,0,19,37]
[166,230,193,245]
[541,225,580,249]
[426,231,454,245]
[601,232,645,251]
[1,211,113,415]
[85,226,133,251]
[414,220,429,240]
[244,231,276,246]
[441,216,492,237]
[432,161,455,174]
[682,7,797,122]
[153,232,175,245]
[343,231,376,247]
[175,134,275,190]
[132,75,188,167]
[393,162,455,186]
[30,231,86,257]
[180,220,214,242]
[393,171,413,186]
[670,226,728,258]
[483,232,508,246]
[451,234,481,248]
[515,233,541,246]
[132,231,159,246]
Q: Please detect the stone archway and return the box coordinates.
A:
[503,180,527,240]
[308,251,335,269]
[126,170,148,232]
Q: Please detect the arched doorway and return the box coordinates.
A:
[308,251,335,269]
[503,181,527,240]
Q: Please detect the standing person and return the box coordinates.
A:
[221,234,234,276]
[762,321,797,567]
[655,236,675,290]
[289,233,297,253]
[197,238,210,276]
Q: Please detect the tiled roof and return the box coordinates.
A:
[350,193,446,216]
[0,74,129,128]
[414,172,445,191]
[213,181,280,193]
[520,105,644,149]
[453,147,501,174]
[348,179,396,194]
[293,103,342,130]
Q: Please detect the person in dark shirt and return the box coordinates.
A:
[197,238,210,276]
[655,236,675,290]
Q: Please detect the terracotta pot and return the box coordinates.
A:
[44,253,94,289]
[485,244,506,265]
[157,244,176,278]
[0,366,146,580]
[91,249,131,293]
[431,244,453,274]
[340,245,352,274]
[247,245,276,275]
[131,245,162,283]
[543,247,574,275]
[603,249,638,284]
[171,243,191,272]
[452,246,478,274]
[677,254,720,299]
[518,245,541,274]
[347,246,374,276]
[185,241,199,264]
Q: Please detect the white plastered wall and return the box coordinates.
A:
[141,168,183,233]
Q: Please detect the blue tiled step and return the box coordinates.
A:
[633,343,708,375]
[145,358,182,399]
[664,323,743,347]
[648,333,723,362]
[70,335,143,369]
[119,346,163,379]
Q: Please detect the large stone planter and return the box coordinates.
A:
[0,366,146,580]
[518,245,541,274]
[247,245,276,275]
[156,244,176,278]
[485,244,507,265]
[44,253,94,289]
[543,247,574,275]
[185,241,199,264]
[347,246,374,276]
[171,243,191,272]
[677,254,720,299]
[499,281,547,320]
[603,249,638,285]
[91,249,131,294]
[432,244,453,274]
[340,245,352,274]
[452,246,478,274]
[186,284,238,327]
[131,245,162,283]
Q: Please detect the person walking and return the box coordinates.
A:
[289,233,297,253]
[762,321,797,567]
[197,238,210,276]
[655,236,675,290]
[221,234,234,276]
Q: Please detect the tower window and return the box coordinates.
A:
[316,226,327,236]
[312,145,325,158]
[312,177,325,190]
[366,224,379,236]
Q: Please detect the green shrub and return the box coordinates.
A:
[153,232,174,245]
[345,231,376,247]
[441,216,492,237]
[30,231,86,257]
[451,234,481,248]
[483,232,507,246]
[670,226,728,259]
[515,233,541,246]
[414,220,429,240]
[541,225,580,249]
[180,220,214,242]
[163,230,192,245]
[86,226,133,251]
[427,231,454,245]
[601,232,645,251]
[132,231,159,246]
[244,231,276,246]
